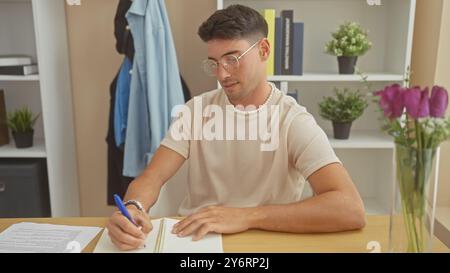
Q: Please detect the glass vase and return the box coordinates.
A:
[389,144,440,253]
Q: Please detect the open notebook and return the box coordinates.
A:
[94,218,223,253]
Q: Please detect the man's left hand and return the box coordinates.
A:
[171,206,254,241]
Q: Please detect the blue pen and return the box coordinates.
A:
[114,194,137,226]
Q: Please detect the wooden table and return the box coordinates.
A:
[0,215,448,253]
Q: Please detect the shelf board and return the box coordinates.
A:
[0,0,31,2]
[327,130,394,149]
[0,138,46,158]
[268,73,404,82]
[436,207,450,232]
[0,74,39,81]
[435,206,450,248]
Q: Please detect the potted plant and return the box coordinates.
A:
[7,107,39,148]
[319,88,368,139]
[325,21,372,74]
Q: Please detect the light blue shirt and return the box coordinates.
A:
[124,0,185,177]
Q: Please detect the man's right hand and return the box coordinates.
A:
[106,206,153,251]
[104,146,186,250]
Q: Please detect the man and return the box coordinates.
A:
[106,4,365,251]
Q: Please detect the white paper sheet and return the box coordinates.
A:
[162,218,223,253]
[94,218,223,253]
[94,219,160,253]
[0,222,102,253]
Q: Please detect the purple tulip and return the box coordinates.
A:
[418,87,430,118]
[430,85,448,118]
[402,87,419,118]
[375,84,404,119]
[403,87,430,119]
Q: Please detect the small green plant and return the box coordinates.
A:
[319,88,368,123]
[325,21,372,57]
[7,107,40,133]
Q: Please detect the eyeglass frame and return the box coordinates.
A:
[202,39,262,76]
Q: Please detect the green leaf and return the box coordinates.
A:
[6,107,39,133]
[325,21,372,57]
[318,87,368,122]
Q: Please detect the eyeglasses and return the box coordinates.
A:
[202,39,261,77]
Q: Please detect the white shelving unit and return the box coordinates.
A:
[268,73,404,82]
[217,0,417,215]
[0,0,80,216]
[435,206,450,247]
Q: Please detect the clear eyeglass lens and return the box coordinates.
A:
[203,60,218,76]
[203,55,239,76]
[223,55,239,70]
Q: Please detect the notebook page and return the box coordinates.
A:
[93,219,161,253]
[161,218,223,253]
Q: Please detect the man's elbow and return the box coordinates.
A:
[351,211,366,230]
[346,203,366,230]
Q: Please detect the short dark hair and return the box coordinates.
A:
[198,5,268,42]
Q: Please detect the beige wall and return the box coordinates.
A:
[166,0,217,96]
[434,0,450,207]
[411,0,450,207]
[410,0,442,87]
[66,0,121,216]
[66,0,215,216]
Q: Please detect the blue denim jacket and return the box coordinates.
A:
[114,57,132,148]
[124,0,185,177]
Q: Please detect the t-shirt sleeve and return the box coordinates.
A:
[160,128,190,159]
[160,100,193,159]
[287,112,341,180]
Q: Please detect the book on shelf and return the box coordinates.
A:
[272,10,304,76]
[0,55,32,67]
[262,9,275,76]
[0,90,9,146]
[274,17,282,75]
[293,22,304,75]
[281,10,294,75]
[0,64,38,76]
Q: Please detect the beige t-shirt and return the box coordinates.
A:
[161,82,341,216]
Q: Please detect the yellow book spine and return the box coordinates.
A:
[263,9,275,76]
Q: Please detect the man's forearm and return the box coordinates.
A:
[123,169,164,212]
[122,146,186,212]
[246,190,366,233]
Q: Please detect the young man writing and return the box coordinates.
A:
[106,4,365,251]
